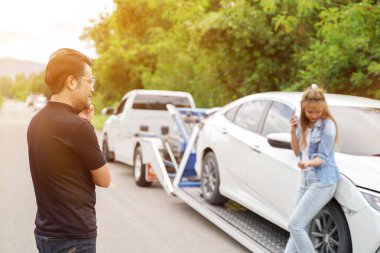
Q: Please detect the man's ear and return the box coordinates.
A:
[65,76,77,91]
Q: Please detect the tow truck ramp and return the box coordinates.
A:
[139,108,290,253]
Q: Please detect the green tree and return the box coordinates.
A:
[83,0,380,109]
[298,2,380,98]
[29,72,50,97]
[0,76,13,98]
[82,0,173,104]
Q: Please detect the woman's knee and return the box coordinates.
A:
[288,219,301,233]
[288,216,308,234]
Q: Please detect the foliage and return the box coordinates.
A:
[4,0,380,112]
[298,2,380,97]
[0,76,15,108]
[0,72,49,101]
[92,114,109,130]
[82,0,379,109]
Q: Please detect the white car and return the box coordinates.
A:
[196,92,380,253]
[26,94,38,106]
[26,94,47,110]
[33,95,47,110]
[102,89,195,186]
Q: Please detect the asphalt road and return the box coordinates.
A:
[0,100,249,253]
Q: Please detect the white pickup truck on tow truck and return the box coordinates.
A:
[101,89,195,186]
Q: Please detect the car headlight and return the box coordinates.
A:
[360,188,380,212]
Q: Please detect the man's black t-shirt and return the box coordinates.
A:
[27,101,106,238]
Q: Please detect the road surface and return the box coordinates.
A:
[0,100,249,253]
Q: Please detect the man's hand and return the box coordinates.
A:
[78,104,94,122]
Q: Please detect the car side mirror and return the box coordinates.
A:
[267,133,291,150]
[101,106,115,115]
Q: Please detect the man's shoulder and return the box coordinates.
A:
[33,106,88,130]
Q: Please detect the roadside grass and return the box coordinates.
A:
[92,114,108,131]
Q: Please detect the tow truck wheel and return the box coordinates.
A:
[102,135,114,162]
[310,200,352,253]
[134,146,152,187]
[201,152,227,205]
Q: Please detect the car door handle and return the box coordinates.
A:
[249,145,261,154]
[221,128,228,135]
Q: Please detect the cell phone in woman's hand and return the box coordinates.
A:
[291,107,296,117]
[290,108,298,132]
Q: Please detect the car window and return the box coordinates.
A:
[132,95,192,110]
[330,106,380,156]
[115,98,127,115]
[262,101,293,137]
[234,100,268,133]
[224,105,240,122]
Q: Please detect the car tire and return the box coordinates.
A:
[201,152,228,205]
[134,146,152,187]
[102,135,115,162]
[309,200,352,253]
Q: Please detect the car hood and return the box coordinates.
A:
[336,153,380,192]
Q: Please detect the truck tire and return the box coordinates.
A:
[134,146,152,187]
[201,152,227,205]
[102,134,114,162]
[309,200,352,253]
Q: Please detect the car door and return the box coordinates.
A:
[220,100,271,211]
[210,104,244,194]
[247,100,300,223]
[118,94,139,165]
[112,98,127,162]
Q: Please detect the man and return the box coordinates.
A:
[27,48,111,253]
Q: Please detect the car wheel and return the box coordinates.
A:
[201,152,227,205]
[310,200,352,253]
[102,135,114,162]
[134,146,152,187]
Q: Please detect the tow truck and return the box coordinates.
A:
[137,105,290,253]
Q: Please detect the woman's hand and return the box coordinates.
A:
[297,161,308,170]
[290,114,299,156]
[78,104,94,122]
[299,157,322,170]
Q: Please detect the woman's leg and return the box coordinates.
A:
[284,185,307,253]
[286,183,337,253]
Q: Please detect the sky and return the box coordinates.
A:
[0,0,115,64]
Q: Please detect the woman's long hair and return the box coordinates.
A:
[300,86,340,150]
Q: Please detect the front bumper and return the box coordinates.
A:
[347,204,380,253]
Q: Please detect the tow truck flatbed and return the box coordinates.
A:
[177,187,288,253]
[138,106,289,252]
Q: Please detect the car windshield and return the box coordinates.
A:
[132,95,192,110]
[330,106,380,156]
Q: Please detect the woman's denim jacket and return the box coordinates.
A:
[296,118,340,186]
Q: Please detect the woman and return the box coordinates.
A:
[284,84,340,253]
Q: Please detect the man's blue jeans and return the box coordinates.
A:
[284,168,337,253]
[35,234,96,253]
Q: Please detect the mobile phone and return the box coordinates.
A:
[290,107,296,118]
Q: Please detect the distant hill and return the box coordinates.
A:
[0,57,45,77]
